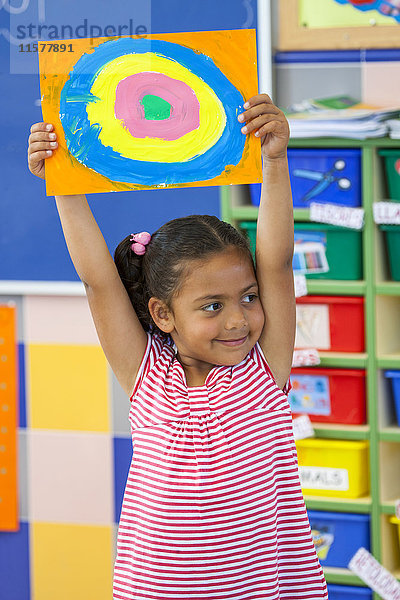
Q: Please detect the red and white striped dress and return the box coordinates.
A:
[113,333,328,600]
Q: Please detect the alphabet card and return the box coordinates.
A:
[38,30,261,195]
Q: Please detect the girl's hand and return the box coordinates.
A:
[27,122,58,179]
[238,94,290,160]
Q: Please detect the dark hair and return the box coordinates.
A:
[114,215,254,337]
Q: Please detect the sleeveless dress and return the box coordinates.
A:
[113,333,328,600]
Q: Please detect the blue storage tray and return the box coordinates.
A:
[308,510,370,568]
[327,584,372,599]
[384,370,400,426]
[249,148,362,208]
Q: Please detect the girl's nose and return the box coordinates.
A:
[224,307,248,330]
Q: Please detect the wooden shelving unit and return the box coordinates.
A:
[221,137,400,593]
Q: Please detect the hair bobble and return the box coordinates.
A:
[130,231,151,255]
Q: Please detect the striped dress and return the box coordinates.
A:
[113,333,328,600]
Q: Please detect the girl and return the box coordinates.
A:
[28,94,328,599]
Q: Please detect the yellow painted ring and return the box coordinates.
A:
[87,52,227,163]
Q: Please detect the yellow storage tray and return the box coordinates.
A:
[296,438,370,499]
[389,516,400,548]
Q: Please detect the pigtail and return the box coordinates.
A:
[114,236,152,332]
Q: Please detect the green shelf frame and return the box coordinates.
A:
[221,137,400,590]
[323,567,366,587]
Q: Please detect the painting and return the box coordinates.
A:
[279,0,400,50]
[38,29,261,196]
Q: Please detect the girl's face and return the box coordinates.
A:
[166,247,265,375]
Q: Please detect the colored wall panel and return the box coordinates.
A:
[362,61,400,107]
[31,522,113,600]
[28,344,110,431]
[0,305,18,531]
[111,372,131,435]
[28,431,113,524]
[113,437,133,523]
[24,295,99,344]
[0,522,31,600]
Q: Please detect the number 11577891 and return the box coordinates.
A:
[19,43,74,53]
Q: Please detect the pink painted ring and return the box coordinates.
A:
[115,72,200,141]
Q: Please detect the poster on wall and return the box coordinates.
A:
[279,0,400,50]
[38,29,261,196]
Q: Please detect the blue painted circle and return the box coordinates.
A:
[60,38,245,185]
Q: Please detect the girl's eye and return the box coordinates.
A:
[203,302,222,312]
[243,293,258,303]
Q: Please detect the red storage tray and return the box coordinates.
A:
[296,295,365,353]
[289,368,366,424]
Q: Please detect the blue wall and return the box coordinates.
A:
[0,0,257,281]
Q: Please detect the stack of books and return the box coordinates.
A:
[285,96,400,139]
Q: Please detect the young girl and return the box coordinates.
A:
[28,94,328,599]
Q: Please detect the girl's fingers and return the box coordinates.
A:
[28,131,57,145]
[240,113,280,135]
[256,120,287,138]
[30,122,53,134]
[29,150,53,163]
[238,102,280,126]
[28,140,58,154]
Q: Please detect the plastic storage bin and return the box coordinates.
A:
[379,225,400,281]
[249,148,362,207]
[384,370,400,426]
[289,368,366,424]
[327,584,372,599]
[295,295,365,353]
[389,516,400,548]
[308,510,370,568]
[240,221,363,280]
[296,439,370,498]
[378,149,400,201]
[294,222,362,280]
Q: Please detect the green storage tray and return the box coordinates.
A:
[380,225,400,281]
[240,221,363,281]
[378,149,400,202]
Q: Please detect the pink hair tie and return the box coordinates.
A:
[130,231,151,256]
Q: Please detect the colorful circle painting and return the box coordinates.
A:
[59,38,246,186]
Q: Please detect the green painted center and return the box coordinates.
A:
[140,94,171,121]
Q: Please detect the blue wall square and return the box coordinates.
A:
[113,436,133,523]
[0,521,31,600]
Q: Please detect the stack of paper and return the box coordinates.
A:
[285,96,400,140]
[387,119,400,139]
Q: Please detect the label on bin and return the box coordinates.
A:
[292,415,315,440]
[349,547,400,600]
[294,274,308,297]
[373,201,400,225]
[292,349,320,367]
[295,304,331,350]
[310,202,364,230]
[395,499,400,520]
[298,466,349,491]
[289,375,331,416]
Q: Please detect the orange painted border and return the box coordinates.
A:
[0,306,18,531]
[39,29,261,196]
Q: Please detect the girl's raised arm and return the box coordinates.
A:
[238,95,295,389]
[28,123,147,395]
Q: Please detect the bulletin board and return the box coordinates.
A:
[279,0,400,50]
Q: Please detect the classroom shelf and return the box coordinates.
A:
[323,567,366,587]
[313,424,370,440]
[318,353,368,368]
[379,428,400,443]
[221,138,400,589]
[375,282,400,296]
[304,495,372,514]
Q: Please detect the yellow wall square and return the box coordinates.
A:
[28,344,110,431]
[32,522,113,600]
